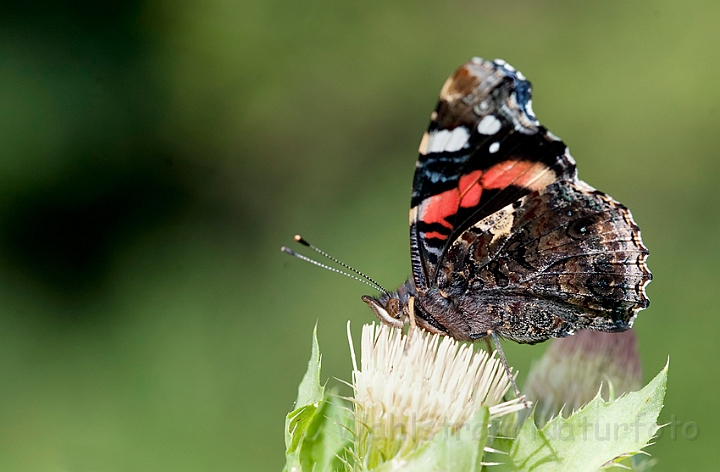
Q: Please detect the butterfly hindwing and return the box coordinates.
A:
[438,180,650,342]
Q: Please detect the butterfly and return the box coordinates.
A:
[361,57,651,345]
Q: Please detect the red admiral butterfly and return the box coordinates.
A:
[360,57,651,345]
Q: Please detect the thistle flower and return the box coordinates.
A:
[524,329,643,427]
[283,324,667,472]
[348,323,527,469]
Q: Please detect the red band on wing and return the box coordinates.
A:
[423,231,448,240]
[418,188,459,229]
[481,160,552,191]
[418,161,553,236]
[481,160,533,189]
[459,170,483,208]
[513,161,555,190]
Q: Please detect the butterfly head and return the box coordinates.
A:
[361,279,418,329]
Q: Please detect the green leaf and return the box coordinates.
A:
[283,325,326,471]
[295,323,324,409]
[283,326,354,472]
[301,392,354,472]
[373,407,490,472]
[498,362,668,472]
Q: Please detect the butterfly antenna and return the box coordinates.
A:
[281,241,388,295]
[292,235,390,295]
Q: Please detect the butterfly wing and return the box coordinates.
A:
[410,58,577,290]
[439,179,651,342]
[409,58,651,343]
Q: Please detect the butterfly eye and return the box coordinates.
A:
[387,298,400,318]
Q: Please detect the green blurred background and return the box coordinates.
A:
[0,0,716,470]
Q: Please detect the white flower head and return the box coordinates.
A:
[348,322,527,467]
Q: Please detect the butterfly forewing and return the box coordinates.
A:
[410,59,577,289]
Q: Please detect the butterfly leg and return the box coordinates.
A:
[489,330,529,408]
[484,337,493,354]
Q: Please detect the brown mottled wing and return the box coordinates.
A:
[440,179,651,343]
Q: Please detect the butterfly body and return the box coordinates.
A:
[363,58,651,344]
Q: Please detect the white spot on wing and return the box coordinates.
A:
[477,115,502,135]
[525,99,536,117]
[446,127,470,151]
[489,142,500,153]
[426,127,470,153]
